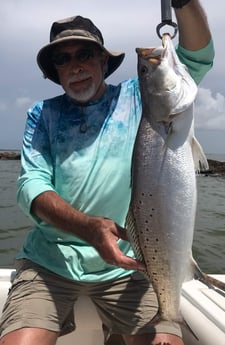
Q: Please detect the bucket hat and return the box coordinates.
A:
[37,15,125,84]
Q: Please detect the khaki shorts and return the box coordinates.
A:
[0,259,181,342]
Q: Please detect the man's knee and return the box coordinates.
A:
[0,328,59,345]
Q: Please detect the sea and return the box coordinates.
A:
[0,154,225,274]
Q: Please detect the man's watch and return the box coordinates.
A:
[171,0,191,9]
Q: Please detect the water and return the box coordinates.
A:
[0,158,225,273]
[0,160,31,267]
[194,175,225,273]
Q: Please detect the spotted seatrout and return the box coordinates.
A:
[126,34,224,325]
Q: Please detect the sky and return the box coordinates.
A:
[1,0,225,154]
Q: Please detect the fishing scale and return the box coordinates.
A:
[156,0,178,39]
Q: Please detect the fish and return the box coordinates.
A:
[126,33,225,327]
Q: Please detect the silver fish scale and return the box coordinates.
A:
[126,34,199,322]
[127,115,196,320]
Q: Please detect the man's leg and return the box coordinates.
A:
[92,273,183,345]
[0,260,79,343]
[0,328,59,345]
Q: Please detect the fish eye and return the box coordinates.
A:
[140,66,148,74]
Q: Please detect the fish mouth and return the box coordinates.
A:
[148,56,161,65]
[136,48,161,65]
[136,33,171,64]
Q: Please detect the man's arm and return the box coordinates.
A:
[31,191,145,271]
[173,0,212,50]
[172,0,214,84]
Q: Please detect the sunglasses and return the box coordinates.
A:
[52,47,99,66]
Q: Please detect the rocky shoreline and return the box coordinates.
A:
[0,151,225,175]
[0,151,21,160]
[203,159,225,176]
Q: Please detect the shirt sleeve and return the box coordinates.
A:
[176,38,215,85]
[17,101,55,223]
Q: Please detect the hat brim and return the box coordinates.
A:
[37,36,125,84]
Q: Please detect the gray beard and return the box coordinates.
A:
[67,82,97,103]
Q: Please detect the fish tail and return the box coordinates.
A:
[191,136,209,173]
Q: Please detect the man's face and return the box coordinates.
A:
[52,41,108,103]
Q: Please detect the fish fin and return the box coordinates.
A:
[125,209,144,262]
[161,122,173,152]
[195,270,225,293]
[190,258,225,293]
[125,209,149,278]
[191,136,209,173]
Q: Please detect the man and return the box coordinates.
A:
[0,1,214,344]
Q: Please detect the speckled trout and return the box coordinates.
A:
[126,34,225,325]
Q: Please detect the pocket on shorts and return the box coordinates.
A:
[12,270,39,285]
[12,260,40,287]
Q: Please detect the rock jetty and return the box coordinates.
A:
[0,151,21,160]
[202,159,225,176]
[1,151,225,175]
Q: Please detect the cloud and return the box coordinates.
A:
[0,101,7,111]
[15,97,32,109]
[195,88,225,130]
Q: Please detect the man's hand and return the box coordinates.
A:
[31,191,146,272]
[86,216,146,271]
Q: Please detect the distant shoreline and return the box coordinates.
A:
[0,151,21,160]
[1,151,225,175]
